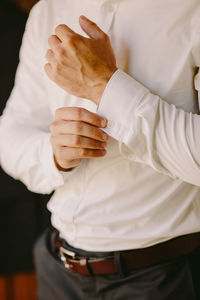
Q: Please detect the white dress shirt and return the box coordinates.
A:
[0,0,200,251]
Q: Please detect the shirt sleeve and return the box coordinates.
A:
[0,1,76,194]
[97,41,200,187]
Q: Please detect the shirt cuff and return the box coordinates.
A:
[97,69,149,142]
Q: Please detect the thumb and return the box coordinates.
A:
[79,15,106,39]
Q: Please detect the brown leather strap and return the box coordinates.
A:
[65,257,116,276]
[56,232,200,276]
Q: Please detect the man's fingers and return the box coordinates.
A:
[55,24,79,42]
[51,134,107,149]
[56,158,82,169]
[55,146,106,161]
[79,15,106,40]
[46,49,55,62]
[44,63,53,79]
[51,120,108,142]
[55,107,107,128]
[48,35,61,52]
[54,20,105,42]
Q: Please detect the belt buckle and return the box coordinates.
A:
[59,246,76,269]
[60,246,76,258]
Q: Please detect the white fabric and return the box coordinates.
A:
[0,0,200,251]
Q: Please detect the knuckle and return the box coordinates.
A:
[44,63,51,74]
[79,148,85,157]
[93,140,100,148]
[50,122,57,133]
[54,62,61,73]
[73,135,80,146]
[74,107,82,119]
[46,49,51,58]
[74,121,82,132]
[91,116,98,126]
[55,24,65,33]
[48,35,53,44]
[65,35,76,47]
[56,47,65,62]
[91,127,97,137]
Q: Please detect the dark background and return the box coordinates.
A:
[0,0,51,275]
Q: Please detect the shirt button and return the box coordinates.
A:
[107,120,114,129]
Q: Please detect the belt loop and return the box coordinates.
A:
[114,251,126,278]
[86,258,94,276]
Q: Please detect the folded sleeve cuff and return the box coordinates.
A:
[97,69,149,141]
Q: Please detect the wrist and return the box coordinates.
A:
[93,69,117,105]
[93,80,108,105]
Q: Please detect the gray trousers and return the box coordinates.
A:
[34,228,200,300]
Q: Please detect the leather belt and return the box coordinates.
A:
[55,232,200,276]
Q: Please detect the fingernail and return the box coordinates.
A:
[101,119,107,127]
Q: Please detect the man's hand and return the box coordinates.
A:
[45,16,117,105]
[50,107,108,170]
